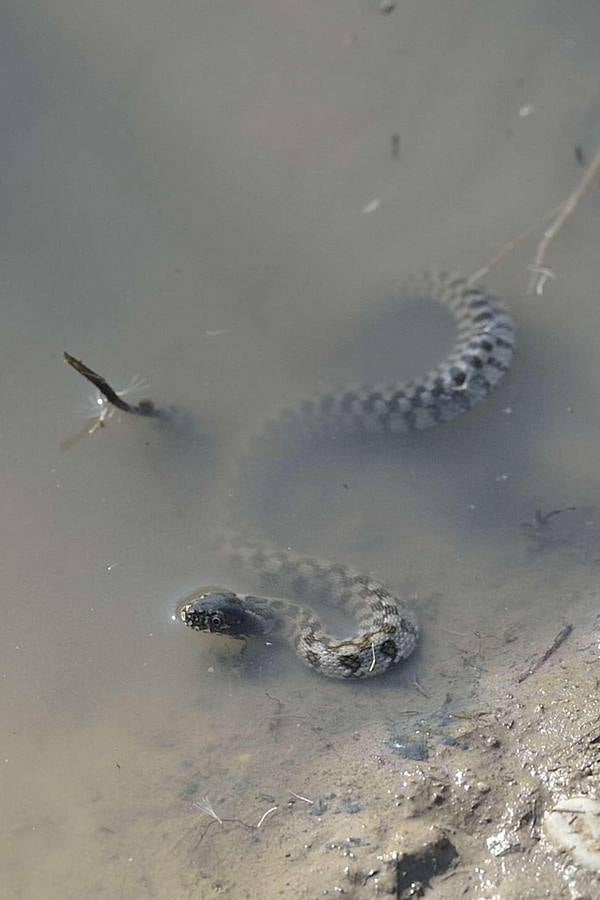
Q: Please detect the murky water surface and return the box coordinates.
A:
[2,2,600,896]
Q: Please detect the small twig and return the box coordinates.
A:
[189,818,218,853]
[451,708,492,720]
[534,506,577,526]
[63,352,161,418]
[193,797,278,832]
[265,691,284,715]
[255,805,278,828]
[412,676,430,699]
[550,805,588,815]
[169,817,217,855]
[526,146,600,295]
[520,506,577,535]
[528,265,557,296]
[171,797,280,855]
[469,203,564,285]
[289,790,314,805]
[517,624,574,683]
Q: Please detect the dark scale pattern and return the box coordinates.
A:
[338,654,363,674]
[305,650,321,669]
[399,617,419,637]
[189,272,515,679]
[380,639,399,658]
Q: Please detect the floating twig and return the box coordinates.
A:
[63,352,161,418]
[517,624,574,683]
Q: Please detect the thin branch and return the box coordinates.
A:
[527,147,600,295]
[289,790,314,805]
[468,203,563,286]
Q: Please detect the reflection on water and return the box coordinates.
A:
[2,1,600,896]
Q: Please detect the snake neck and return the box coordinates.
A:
[238,594,279,636]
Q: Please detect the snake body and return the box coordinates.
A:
[177,272,515,678]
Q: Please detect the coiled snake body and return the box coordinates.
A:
[177,272,515,678]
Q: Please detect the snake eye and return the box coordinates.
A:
[210,615,223,628]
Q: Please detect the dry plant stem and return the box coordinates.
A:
[170,800,280,855]
[289,790,314,804]
[526,146,600,295]
[468,203,563,286]
[255,806,278,828]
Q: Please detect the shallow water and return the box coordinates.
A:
[2,2,600,897]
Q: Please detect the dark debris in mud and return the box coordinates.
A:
[395,833,459,899]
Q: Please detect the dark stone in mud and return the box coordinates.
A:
[395,835,459,898]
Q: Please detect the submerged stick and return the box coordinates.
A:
[517,623,573,683]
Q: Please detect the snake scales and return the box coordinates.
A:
[177,272,515,678]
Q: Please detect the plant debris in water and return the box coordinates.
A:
[63,352,163,419]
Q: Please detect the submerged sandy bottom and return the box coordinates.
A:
[1,2,600,897]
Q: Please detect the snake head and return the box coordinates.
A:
[176,587,269,638]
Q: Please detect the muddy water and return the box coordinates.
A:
[2,2,600,897]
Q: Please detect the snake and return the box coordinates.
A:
[176,272,515,679]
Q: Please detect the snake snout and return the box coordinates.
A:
[176,587,246,636]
